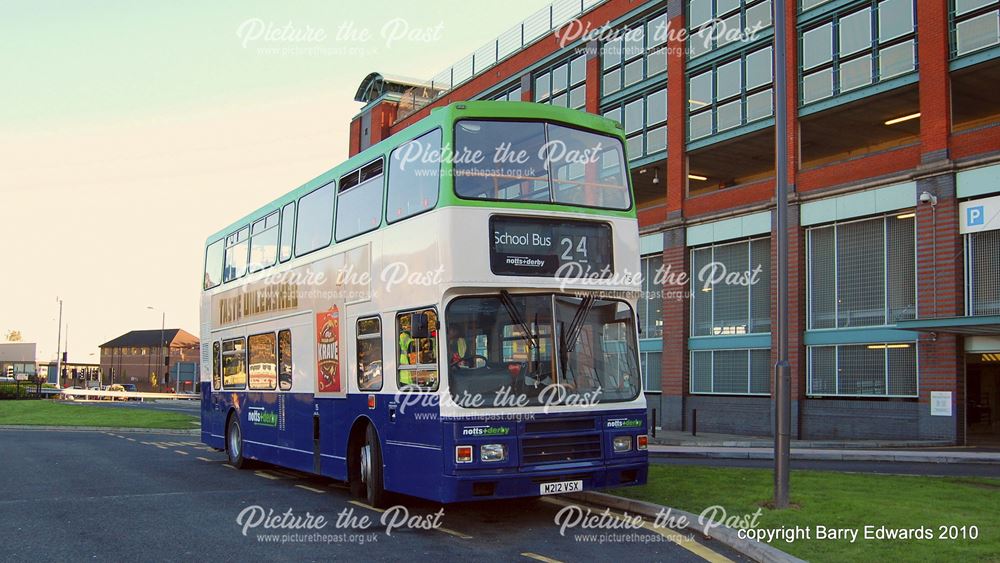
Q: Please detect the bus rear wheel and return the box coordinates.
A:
[358,425,388,508]
[226,414,248,469]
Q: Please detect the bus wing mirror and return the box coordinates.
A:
[410,313,430,339]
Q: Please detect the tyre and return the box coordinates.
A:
[226,413,249,469]
[359,425,389,508]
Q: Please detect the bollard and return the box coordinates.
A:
[652,408,657,438]
[692,409,697,436]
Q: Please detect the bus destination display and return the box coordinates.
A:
[489,215,613,277]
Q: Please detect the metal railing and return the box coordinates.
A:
[40,388,200,401]
[395,0,607,121]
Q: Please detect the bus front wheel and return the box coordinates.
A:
[226,414,248,469]
[358,425,388,508]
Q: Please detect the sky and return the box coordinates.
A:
[0,0,551,361]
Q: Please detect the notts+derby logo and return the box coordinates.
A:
[461,425,511,437]
[606,418,642,429]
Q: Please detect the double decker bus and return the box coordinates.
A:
[200,101,648,506]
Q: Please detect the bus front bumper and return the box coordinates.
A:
[438,459,647,503]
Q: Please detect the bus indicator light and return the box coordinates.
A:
[455,446,473,463]
[637,435,648,450]
[367,394,376,409]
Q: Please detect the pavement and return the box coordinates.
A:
[650,454,1000,477]
[650,430,1000,465]
[0,429,749,562]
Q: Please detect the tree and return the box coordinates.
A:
[4,330,22,342]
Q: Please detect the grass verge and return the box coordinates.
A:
[0,400,198,430]
[609,464,1000,562]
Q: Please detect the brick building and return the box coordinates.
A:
[99,329,199,392]
[348,0,1000,444]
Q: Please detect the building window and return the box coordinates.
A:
[952,0,1000,58]
[492,84,523,102]
[638,254,664,338]
[602,87,668,160]
[691,348,771,394]
[808,342,917,397]
[641,351,663,392]
[248,333,277,391]
[687,44,774,141]
[278,329,292,391]
[294,182,335,257]
[221,338,246,390]
[223,226,249,283]
[807,213,916,329]
[387,129,441,223]
[602,12,669,97]
[688,0,773,59]
[690,237,771,336]
[801,0,834,11]
[397,308,439,391]
[357,317,383,391]
[967,229,1000,316]
[800,0,917,105]
[249,211,280,273]
[535,54,587,110]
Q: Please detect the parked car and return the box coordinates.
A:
[121,384,141,401]
[104,384,126,401]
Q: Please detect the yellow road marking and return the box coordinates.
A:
[434,526,473,540]
[522,553,564,563]
[196,457,213,462]
[349,500,383,513]
[348,501,472,539]
[174,450,189,455]
[541,497,733,563]
[255,471,281,480]
[295,485,326,494]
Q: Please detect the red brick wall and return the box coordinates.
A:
[915,177,964,413]
[917,0,952,157]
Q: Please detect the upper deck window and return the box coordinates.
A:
[224,227,250,283]
[387,129,442,223]
[336,159,383,242]
[204,239,224,290]
[295,182,335,257]
[453,120,631,211]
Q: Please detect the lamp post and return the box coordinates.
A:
[147,306,166,392]
[773,0,792,509]
[55,298,63,389]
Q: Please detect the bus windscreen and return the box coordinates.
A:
[453,120,631,210]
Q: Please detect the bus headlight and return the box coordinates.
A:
[480,444,507,462]
[455,445,474,463]
[637,435,648,450]
[613,436,632,452]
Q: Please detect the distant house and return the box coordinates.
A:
[0,342,37,379]
[99,329,199,392]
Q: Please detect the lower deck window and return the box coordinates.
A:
[222,338,247,390]
[248,333,277,390]
[397,309,439,391]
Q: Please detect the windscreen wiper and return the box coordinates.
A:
[500,290,537,350]
[562,294,596,353]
